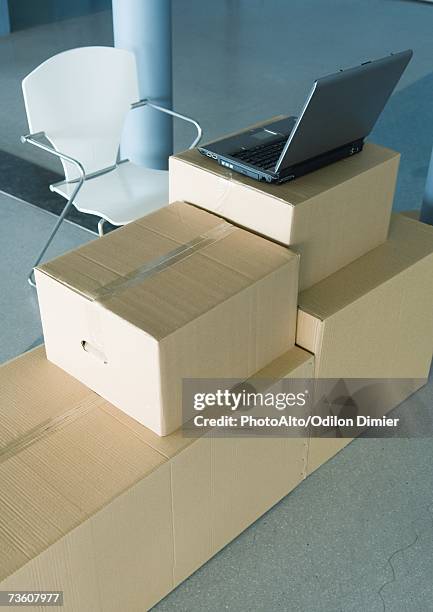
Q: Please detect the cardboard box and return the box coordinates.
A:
[0,345,314,612]
[169,119,400,290]
[35,202,299,436]
[297,213,433,471]
[296,213,433,378]
[401,209,420,221]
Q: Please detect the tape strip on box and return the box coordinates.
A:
[92,222,236,301]
[0,399,98,465]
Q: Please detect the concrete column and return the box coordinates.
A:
[0,0,10,36]
[112,0,173,170]
[420,146,433,225]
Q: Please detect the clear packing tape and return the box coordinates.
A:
[210,173,236,215]
[79,220,236,365]
[92,221,236,301]
[0,398,98,465]
[0,222,238,457]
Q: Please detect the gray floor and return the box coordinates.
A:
[0,192,93,363]
[1,1,433,611]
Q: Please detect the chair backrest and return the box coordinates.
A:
[22,46,139,181]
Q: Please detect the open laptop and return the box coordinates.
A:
[199,50,412,184]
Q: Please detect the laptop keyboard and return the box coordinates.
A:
[232,137,286,170]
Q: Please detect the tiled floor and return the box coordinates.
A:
[2,1,433,611]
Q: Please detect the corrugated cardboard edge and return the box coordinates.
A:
[296,311,325,377]
[0,344,42,368]
[400,209,420,221]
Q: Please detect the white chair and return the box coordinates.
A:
[21,46,202,286]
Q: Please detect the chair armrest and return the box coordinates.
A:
[21,133,88,289]
[131,99,202,149]
[21,132,86,184]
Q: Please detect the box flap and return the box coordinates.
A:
[37,202,297,340]
[298,214,433,321]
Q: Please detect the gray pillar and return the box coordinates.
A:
[112,0,173,170]
[420,146,433,225]
[0,0,10,36]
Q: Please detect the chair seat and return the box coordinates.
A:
[51,161,169,226]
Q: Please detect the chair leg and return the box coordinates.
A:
[98,218,106,237]
[28,196,76,287]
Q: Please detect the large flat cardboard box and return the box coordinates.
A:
[0,345,314,612]
[35,202,299,436]
[169,120,400,290]
[297,213,433,470]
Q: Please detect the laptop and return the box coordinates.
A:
[198,49,412,184]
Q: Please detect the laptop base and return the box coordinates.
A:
[275,138,365,183]
[213,138,364,184]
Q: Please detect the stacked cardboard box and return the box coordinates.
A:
[35,201,299,436]
[0,345,313,611]
[169,130,433,474]
[5,123,433,609]
[169,117,400,290]
[297,213,433,469]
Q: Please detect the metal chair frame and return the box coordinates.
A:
[22,98,202,287]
